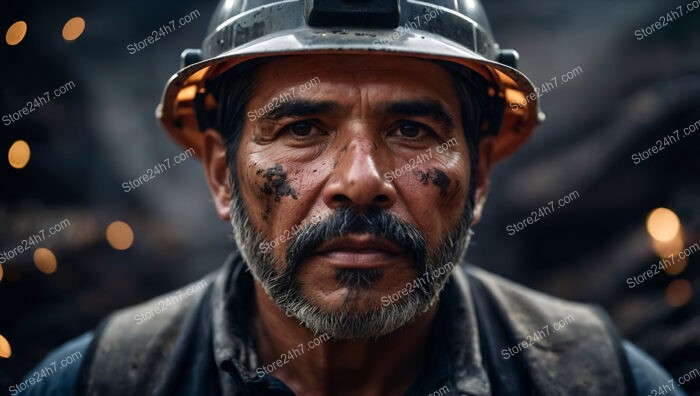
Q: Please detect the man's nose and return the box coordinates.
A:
[322,138,397,210]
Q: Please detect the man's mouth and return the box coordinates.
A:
[314,234,408,269]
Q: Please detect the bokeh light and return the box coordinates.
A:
[33,248,58,274]
[106,221,134,250]
[0,334,11,358]
[663,256,688,276]
[665,279,693,307]
[651,234,688,275]
[5,21,27,46]
[0,263,3,282]
[62,17,85,41]
[646,207,681,242]
[8,140,31,169]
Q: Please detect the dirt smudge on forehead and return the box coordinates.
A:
[256,164,298,202]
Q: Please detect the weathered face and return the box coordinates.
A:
[211,54,486,339]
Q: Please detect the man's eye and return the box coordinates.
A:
[396,122,427,138]
[287,122,313,136]
[277,120,328,143]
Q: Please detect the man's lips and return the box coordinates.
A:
[314,235,407,269]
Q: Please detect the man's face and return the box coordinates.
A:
[225,55,479,338]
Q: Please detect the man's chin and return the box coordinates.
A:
[301,287,391,314]
[283,286,439,340]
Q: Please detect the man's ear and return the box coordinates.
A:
[471,136,496,225]
[201,129,232,221]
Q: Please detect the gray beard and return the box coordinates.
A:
[229,181,474,340]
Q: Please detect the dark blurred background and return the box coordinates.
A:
[1,0,698,394]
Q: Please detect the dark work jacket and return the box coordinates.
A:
[53,252,644,395]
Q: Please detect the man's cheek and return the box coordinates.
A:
[412,168,463,199]
[251,163,299,221]
[256,163,299,202]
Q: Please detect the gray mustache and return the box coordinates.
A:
[282,206,428,281]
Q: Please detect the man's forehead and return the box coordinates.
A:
[248,54,462,114]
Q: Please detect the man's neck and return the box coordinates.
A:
[252,284,438,396]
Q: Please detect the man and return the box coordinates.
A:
[22,1,682,395]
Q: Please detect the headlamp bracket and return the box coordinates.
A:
[305,0,401,28]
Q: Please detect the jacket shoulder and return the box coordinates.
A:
[464,265,635,395]
[466,265,607,334]
[80,276,213,396]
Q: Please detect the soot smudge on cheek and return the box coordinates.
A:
[413,168,451,197]
[256,163,298,202]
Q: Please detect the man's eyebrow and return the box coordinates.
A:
[258,100,339,122]
[385,99,456,131]
[256,98,456,130]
